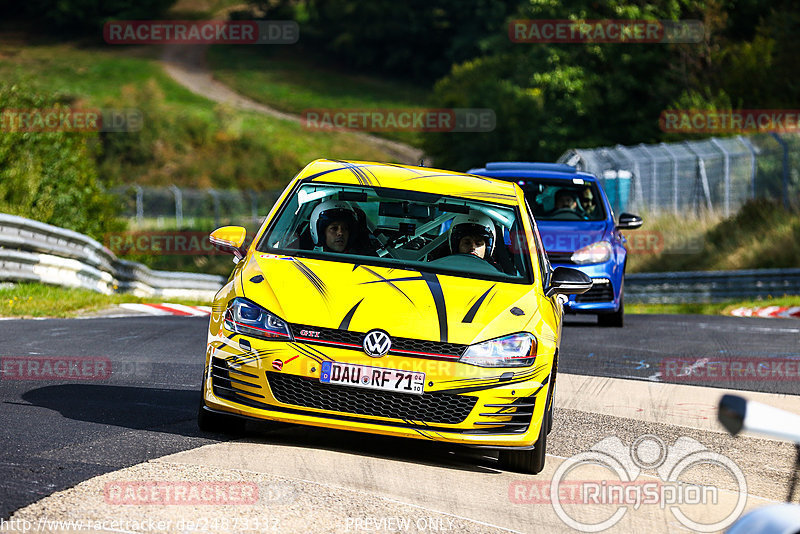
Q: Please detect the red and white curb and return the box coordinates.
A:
[730,305,800,318]
[119,303,211,316]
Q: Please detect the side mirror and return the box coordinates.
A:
[546,266,593,297]
[617,212,643,230]
[209,226,247,260]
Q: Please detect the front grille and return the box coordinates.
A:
[575,280,614,303]
[467,396,535,434]
[290,323,467,358]
[266,372,477,424]
[547,252,574,264]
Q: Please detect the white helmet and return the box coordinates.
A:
[309,200,358,247]
[449,212,496,255]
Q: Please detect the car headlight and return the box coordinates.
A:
[459,333,537,367]
[571,241,612,264]
[224,297,292,340]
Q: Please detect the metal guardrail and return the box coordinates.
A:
[0,213,225,300]
[626,268,800,304]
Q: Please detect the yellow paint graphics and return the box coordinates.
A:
[202,160,562,449]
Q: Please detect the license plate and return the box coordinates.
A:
[320,361,425,395]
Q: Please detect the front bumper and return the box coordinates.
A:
[551,261,620,313]
[201,336,553,449]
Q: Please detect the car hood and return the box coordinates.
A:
[238,253,551,345]
[536,221,611,253]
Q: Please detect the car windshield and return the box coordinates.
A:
[258,182,533,283]
[514,178,606,221]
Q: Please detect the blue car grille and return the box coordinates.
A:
[547,252,574,264]
[575,280,614,302]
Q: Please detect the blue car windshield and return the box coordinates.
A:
[514,179,606,221]
[257,182,534,284]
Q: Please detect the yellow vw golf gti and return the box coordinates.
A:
[200,159,591,474]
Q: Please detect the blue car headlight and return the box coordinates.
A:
[224,297,292,340]
[571,241,612,264]
[459,333,537,367]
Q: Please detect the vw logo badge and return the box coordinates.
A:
[363,329,392,357]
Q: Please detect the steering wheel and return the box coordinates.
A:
[548,208,584,220]
[452,253,487,262]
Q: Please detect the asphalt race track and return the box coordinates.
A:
[1,314,799,530]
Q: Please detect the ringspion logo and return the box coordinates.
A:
[513,434,746,532]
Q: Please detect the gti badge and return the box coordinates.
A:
[363,329,391,357]
[272,359,283,371]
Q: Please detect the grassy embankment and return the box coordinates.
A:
[0,36,429,276]
[625,199,800,273]
[624,199,800,314]
[0,41,401,191]
[207,45,431,147]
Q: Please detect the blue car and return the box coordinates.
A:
[467,162,642,327]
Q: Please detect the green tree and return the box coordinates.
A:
[20,0,177,34]
[424,0,685,169]
[0,83,123,239]
[298,0,524,80]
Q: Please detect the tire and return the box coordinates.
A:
[598,290,624,328]
[498,376,553,474]
[498,417,547,475]
[197,402,246,434]
[546,357,557,434]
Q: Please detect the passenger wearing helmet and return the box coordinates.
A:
[449,212,496,260]
[309,200,359,253]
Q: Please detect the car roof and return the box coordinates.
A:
[297,159,522,205]
[467,161,598,183]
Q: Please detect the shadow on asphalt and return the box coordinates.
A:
[21,384,503,475]
[22,384,202,431]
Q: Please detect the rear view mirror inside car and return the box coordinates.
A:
[379,202,431,219]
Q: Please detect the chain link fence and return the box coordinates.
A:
[559,133,800,216]
[111,186,282,230]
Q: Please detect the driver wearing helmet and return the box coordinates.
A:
[449,212,496,260]
[309,200,359,253]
